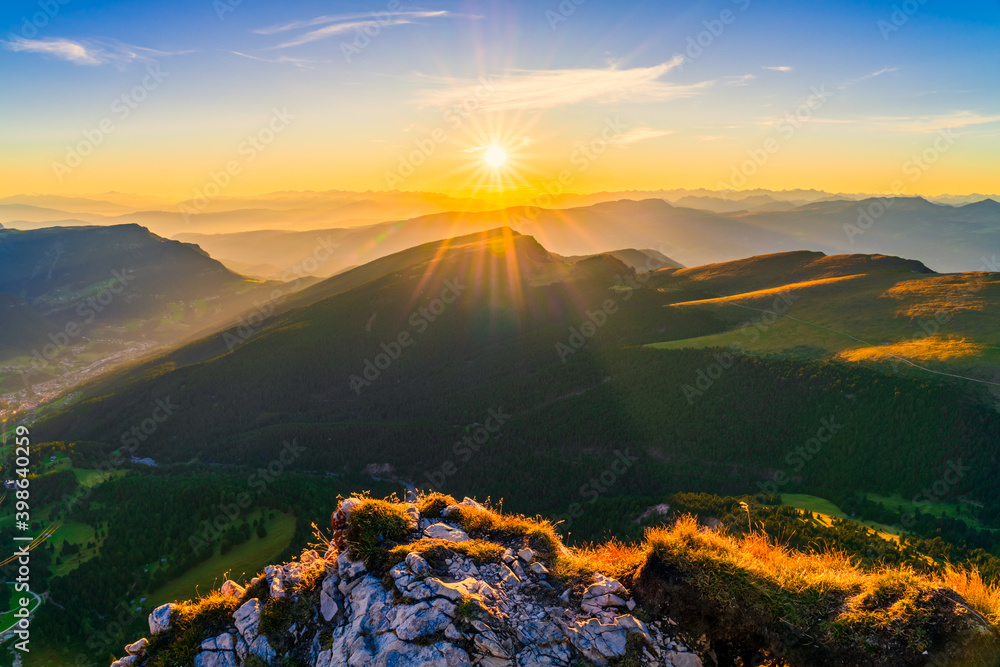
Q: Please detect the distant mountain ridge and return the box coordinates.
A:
[0,224,284,401]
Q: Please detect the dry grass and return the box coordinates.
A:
[881,274,993,317]
[937,565,1000,627]
[671,275,864,307]
[142,590,241,667]
[647,516,867,596]
[446,503,563,563]
[555,537,645,584]
[835,334,986,363]
[344,497,417,573]
[642,516,1000,638]
[416,492,458,518]
[387,538,506,569]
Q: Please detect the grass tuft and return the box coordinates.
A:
[141,591,240,667]
[344,498,417,574]
[445,503,562,563]
[417,492,457,518]
[386,538,505,572]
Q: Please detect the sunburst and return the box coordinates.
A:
[484,145,507,168]
[442,111,543,201]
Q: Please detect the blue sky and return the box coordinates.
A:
[1,0,998,197]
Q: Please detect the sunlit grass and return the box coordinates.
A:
[672,274,865,306]
[881,274,995,317]
[836,334,986,362]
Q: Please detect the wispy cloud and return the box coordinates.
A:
[771,111,1000,134]
[257,11,455,35]
[2,36,191,67]
[763,65,793,72]
[839,66,898,89]
[874,111,1000,133]
[417,57,709,111]
[609,127,674,146]
[261,11,472,49]
[3,37,103,64]
[726,74,756,86]
[232,51,314,69]
[274,20,411,48]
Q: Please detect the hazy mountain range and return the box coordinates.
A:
[4,190,998,279]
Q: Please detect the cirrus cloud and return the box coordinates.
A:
[2,36,192,67]
[609,127,674,146]
[3,37,104,65]
[262,10,477,49]
[417,57,710,111]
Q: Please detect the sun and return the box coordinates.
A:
[484,145,507,169]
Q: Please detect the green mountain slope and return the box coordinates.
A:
[0,224,284,398]
[28,231,1000,534]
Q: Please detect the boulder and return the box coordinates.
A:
[233,598,261,640]
[124,638,148,655]
[406,551,430,575]
[148,603,177,635]
[219,580,244,599]
[393,599,456,640]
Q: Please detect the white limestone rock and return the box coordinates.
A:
[424,522,471,542]
[148,603,178,635]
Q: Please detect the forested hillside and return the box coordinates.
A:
[30,230,1000,533]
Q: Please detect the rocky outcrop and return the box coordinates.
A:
[110,494,1000,667]
[114,496,702,667]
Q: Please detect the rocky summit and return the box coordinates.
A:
[110,494,1000,667]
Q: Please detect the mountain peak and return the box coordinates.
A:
[961,198,1000,212]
